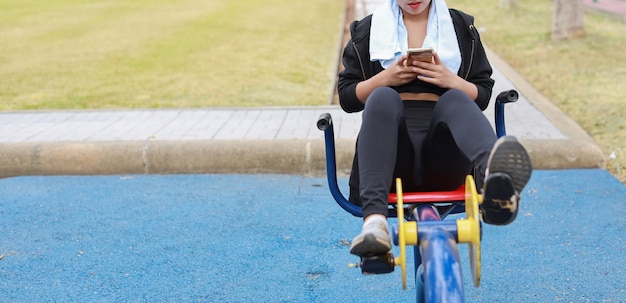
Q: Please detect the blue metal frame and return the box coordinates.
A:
[407,206,465,303]
[317,113,362,217]
[421,228,465,302]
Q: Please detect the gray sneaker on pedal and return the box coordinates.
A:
[482,136,532,225]
[349,218,392,257]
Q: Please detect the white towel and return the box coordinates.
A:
[370,0,461,74]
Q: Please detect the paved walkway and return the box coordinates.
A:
[584,0,626,20]
[0,0,609,178]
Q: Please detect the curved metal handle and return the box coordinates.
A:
[317,113,362,217]
[495,89,518,138]
[496,89,518,104]
[317,113,332,131]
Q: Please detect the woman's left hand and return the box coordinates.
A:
[410,51,462,89]
[410,51,478,100]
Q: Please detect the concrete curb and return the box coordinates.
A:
[0,140,350,178]
[0,137,605,179]
[520,139,605,170]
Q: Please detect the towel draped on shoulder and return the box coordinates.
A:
[369,0,461,74]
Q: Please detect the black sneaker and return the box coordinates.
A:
[482,136,532,225]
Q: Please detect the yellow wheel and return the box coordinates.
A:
[464,175,482,287]
[395,178,407,290]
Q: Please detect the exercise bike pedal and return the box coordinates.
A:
[349,253,396,275]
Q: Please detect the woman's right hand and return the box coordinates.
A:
[355,55,419,103]
[379,55,420,87]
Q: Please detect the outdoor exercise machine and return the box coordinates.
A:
[316,90,519,302]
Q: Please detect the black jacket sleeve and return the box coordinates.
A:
[337,17,374,113]
[337,40,364,113]
[451,9,494,111]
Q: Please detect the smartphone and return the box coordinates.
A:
[407,47,434,65]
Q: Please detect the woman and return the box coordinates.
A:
[337,0,533,257]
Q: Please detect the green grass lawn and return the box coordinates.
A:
[0,0,344,109]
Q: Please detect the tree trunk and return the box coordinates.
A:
[552,0,585,40]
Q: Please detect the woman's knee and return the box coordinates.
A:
[438,89,473,107]
[364,87,403,118]
[436,88,482,115]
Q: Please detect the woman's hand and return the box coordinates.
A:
[410,51,478,100]
[355,55,419,102]
[378,55,421,87]
[410,51,461,89]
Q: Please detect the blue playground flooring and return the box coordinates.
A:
[0,169,624,302]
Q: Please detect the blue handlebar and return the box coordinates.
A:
[495,90,518,138]
[317,114,363,217]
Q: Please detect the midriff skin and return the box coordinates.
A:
[399,92,439,101]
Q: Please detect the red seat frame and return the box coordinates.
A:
[388,184,466,205]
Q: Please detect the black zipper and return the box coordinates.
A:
[464,24,476,80]
[352,41,367,80]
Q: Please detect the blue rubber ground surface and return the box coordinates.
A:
[0,169,624,302]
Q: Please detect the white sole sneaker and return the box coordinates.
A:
[349,221,391,257]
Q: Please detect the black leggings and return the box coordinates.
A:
[353,87,497,218]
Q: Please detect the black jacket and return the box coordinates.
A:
[337,9,495,112]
